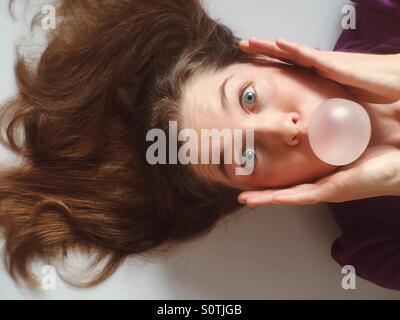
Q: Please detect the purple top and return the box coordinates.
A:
[328,0,400,290]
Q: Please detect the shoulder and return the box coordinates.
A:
[334,0,400,54]
[327,196,400,290]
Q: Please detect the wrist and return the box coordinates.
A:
[393,54,400,99]
[386,160,400,196]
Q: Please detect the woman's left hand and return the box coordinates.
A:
[237,145,400,206]
[239,38,400,104]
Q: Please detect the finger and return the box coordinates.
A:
[261,184,320,206]
[245,38,296,63]
[239,41,290,64]
[275,39,333,71]
[242,183,316,206]
[239,40,250,51]
[238,189,279,205]
[270,177,345,205]
[269,189,323,205]
[246,173,344,206]
[239,38,274,53]
[240,179,320,202]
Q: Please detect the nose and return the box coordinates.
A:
[257,112,302,147]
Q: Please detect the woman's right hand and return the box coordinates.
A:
[238,145,400,206]
[239,38,400,104]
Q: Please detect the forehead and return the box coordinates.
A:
[180,62,251,130]
[178,63,249,184]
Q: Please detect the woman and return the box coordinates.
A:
[0,0,398,289]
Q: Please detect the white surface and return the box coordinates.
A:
[1,0,400,299]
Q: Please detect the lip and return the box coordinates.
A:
[297,123,309,148]
[300,123,307,133]
[298,122,308,137]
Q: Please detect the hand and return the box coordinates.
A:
[239,38,400,104]
[237,145,400,206]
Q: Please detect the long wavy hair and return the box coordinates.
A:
[0,0,258,288]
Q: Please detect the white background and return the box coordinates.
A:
[1,0,399,299]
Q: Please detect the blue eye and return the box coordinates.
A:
[241,148,256,168]
[241,85,257,110]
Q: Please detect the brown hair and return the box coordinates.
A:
[0,0,257,288]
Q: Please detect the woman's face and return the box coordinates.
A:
[180,61,354,190]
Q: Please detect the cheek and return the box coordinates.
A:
[273,69,350,106]
[255,152,337,188]
[267,77,313,115]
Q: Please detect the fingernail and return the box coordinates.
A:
[238,195,248,204]
[276,38,296,45]
[246,201,258,208]
[249,37,262,42]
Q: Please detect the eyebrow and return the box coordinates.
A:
[217,74,235,182]
[219,74,235,111]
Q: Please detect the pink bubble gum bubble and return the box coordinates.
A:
[308,98,371,166]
